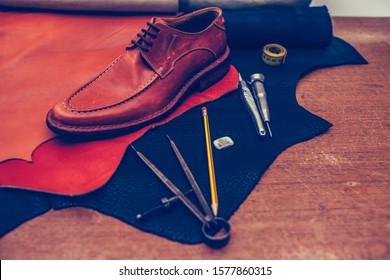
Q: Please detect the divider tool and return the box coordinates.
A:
[132,137,230,248]
[136,189,193,221]
[166,135,215,221]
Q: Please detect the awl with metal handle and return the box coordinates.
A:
[238,73,266,136]
[249,73,272,137]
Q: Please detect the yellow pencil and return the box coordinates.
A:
[202,107,218,216]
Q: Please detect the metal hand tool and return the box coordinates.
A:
[238,73,266,136]
[249,73,273,137]
[132,138,231,248]
[167,135,215,221]
[136,189,193,221]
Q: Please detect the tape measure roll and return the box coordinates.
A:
[262,43,287,66]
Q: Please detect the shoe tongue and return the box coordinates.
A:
[151,17,166,26]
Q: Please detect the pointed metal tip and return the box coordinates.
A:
[131,145,138,152]
[266,122,273,137]
[238,73,243,81]
[166,134,172,141]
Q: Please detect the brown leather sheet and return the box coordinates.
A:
[0,10,238,194]
[0,67,237,194]
[0,11,152,162]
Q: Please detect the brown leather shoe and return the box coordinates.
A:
[47,7,230,136]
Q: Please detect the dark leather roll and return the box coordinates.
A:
[224,6,333,48]
[179,0,312,11]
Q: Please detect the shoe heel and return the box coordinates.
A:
[197,57,230,92]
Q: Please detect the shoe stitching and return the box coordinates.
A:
[145,23,222,78]
[159,47,217,79]
[64,52,158,112]
[69,74,158,113]
[141,52,160,76]
[65,55,122,110]
[72,47,221,113]
[166,34,177,60]
[155,14,222,37]
[130,19,226,78]
[49,47,230,130]
[213,17,226,31]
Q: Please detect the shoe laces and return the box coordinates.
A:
[129,22,161,52]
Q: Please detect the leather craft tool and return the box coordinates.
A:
[166,135,215,221]
[262,43,287,66]
[202,107,219,216]
[132,137,231,248]
[249,73,273,137]
[136,189,193,221]
[238,73,266,136]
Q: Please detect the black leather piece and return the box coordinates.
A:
[224,6,333,48]
[0,187,51,237]
[0,38,367,243]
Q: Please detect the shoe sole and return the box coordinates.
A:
[46,46,231,137]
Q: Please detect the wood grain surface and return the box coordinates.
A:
[0,17,389,260]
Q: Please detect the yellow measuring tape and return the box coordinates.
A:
[262,43,287,66]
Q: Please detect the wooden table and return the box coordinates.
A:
[0,17,389,260]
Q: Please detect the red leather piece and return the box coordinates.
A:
[0,11,152,162]
[0,67,238,195]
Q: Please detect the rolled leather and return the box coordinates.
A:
[0,0,179,12]
[179,0,312,11]
[224,6,333,48]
